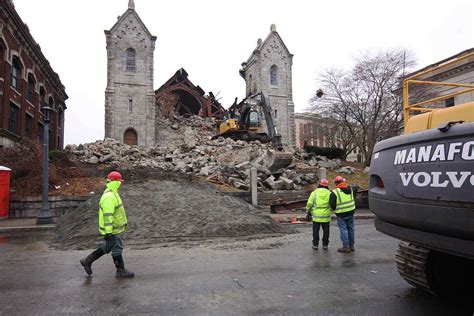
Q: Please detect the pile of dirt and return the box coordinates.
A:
[53,172,297,250]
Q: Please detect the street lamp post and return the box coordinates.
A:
[36,105,54,225]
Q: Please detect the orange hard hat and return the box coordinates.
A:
[107,171,123,182]
[334,175,344,183]
[319,179,329,186]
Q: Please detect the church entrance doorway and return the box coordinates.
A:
[123,128,137,145]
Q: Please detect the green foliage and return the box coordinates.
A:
[304,146,346,160]
[49,149,66,161]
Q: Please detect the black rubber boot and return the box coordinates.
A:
[113,255,135,278]
[80,247,104,275]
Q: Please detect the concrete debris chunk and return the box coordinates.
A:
[337,166,356,174]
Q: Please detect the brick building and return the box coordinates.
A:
[239,24,295,148]
[294,112,361,162]
[0,0,68,149]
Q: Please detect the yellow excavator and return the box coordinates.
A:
[213,91,293,171]
[369,50,474,295]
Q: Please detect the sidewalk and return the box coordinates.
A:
[269,208,375,224]
[0,217,55,233]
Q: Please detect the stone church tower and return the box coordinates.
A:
[104,0,157,146]
[239,24,295,148]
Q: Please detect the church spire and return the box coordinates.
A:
[128,0,135,10]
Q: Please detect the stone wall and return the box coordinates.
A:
[9,196,88,218]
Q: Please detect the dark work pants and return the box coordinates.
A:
[312,222,330,246]
[101,233,123,257]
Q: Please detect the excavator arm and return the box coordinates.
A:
[259,91,283,150]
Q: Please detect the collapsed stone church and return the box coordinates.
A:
[104,0,295,148]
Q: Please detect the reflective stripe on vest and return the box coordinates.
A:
[334,187,355,213]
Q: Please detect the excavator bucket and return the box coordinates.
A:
[266,150,293,172]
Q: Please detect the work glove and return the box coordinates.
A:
[305,212,312,222]
[104,234,112,241]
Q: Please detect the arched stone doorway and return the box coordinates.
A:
[123,128,137,145]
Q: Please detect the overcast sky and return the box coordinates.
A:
[12,0,473,146]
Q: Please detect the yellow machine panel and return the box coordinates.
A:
[405,102,474,134]
[218,119,239,134]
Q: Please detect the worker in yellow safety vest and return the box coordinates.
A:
[80,171,134,278]
[306,178,332,250]
[329,176,358,253]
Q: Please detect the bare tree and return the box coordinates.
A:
[309,49,416,165]
[333,124,358,160]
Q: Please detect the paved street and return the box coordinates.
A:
[0,220,472,315]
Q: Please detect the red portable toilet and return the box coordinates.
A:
[0,166,12,218]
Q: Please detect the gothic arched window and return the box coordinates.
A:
[270,65,278,86]
[126,48,136,72]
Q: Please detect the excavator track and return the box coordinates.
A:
[395,242,435,295]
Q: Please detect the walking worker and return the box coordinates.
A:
[80,171,134,278]
[306,178,332,250]
[330,176,358,253]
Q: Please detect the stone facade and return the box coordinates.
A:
[240,25,295,148]
[104,0,156,147]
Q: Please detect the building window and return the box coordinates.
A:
[270,65,278,86]
[25,114,33,138]
[126,48,136,72]
[49,129,54,150]
[129,99,133,112]
[27,74,35,102]
[39,87,46,109]
[11,56,21,91]
[248,74,253,96]
[8,103,19,134]
[37,122,44,144]
[445,97,455,108]
[49,96,55,109]
[0,42,5,75]
[58,110,63,130]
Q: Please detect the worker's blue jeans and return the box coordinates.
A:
[337,215,354,248]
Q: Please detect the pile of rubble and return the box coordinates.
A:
[65,115,342,191]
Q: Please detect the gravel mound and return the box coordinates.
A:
[53,172,297,250]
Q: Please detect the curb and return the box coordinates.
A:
[271,213,376,224]
[0,225,55,233]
